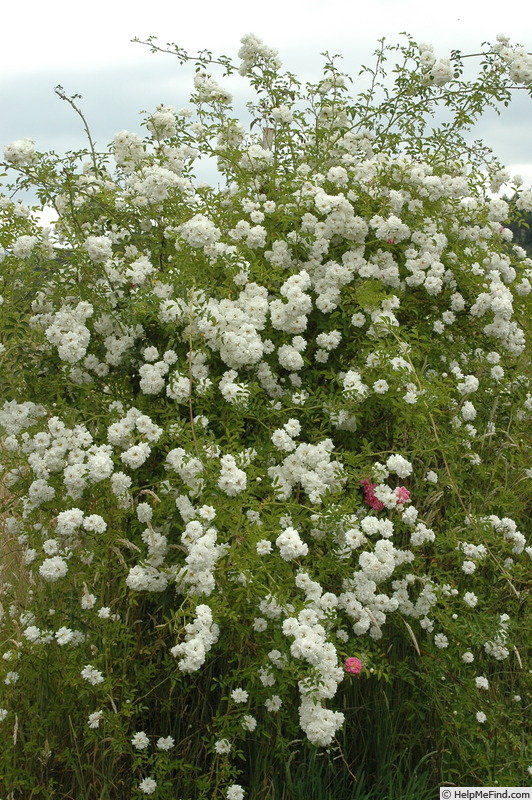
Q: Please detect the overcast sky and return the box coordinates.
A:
[2,0,532,208]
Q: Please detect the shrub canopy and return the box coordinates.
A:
[0,31,531,799]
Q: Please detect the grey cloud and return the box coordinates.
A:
[0,60,193,155]
[466,92,532,167]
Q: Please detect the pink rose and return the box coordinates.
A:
[345,657,363,675]
[395,486,410,504]
[361,479,384,511]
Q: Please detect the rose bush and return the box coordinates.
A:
[0,32,531,798]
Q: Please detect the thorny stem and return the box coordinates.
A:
[333,737,358,783]
[452,50,532,60]
[55,86,98,172]
[131,37,236,75]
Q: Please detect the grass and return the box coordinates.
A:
[245,746,436,800]
[0,482,31,610]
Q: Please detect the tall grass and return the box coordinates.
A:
[0,483,31,610]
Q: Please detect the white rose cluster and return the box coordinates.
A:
[268,439,346,504]
[427,59,453,87]
[495,37,532,85]
[84,236,113,264]
[197,283,268,369]
[166,447,204,494]
[417,44,454,86]
[113,130,145,168]
[238,33,282,76]
[269,272,312,334]
[342,369,369,401]
[108,407,163,450]
[298,697,345,747]
[12,235,38,259]
[193,72,232,105]
[470,273,525,355]
[146,104,178,139]
[138,359,170,395]
[43,301,93,364]
[170,604,220,672]
[179,214,221,249]
[4,138,36,166]
[125,564,169,593]
[174,519,226,596]
[0,400,46,436]
[488,515,525,555]
[39,555,69,582]
[218,455,247,497]
[276,527,308,561]
[386,454,413,479]
[219,370,250,405]
[126,164,186,205]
